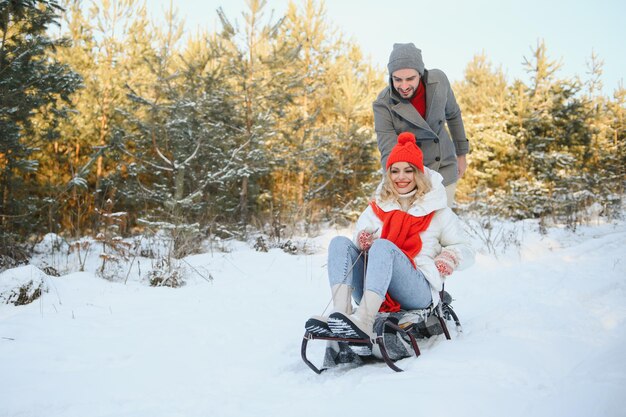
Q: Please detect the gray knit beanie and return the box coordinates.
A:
[387,43,425,76]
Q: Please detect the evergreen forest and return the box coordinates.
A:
[1,0,624,259]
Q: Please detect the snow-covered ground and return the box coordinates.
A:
[1,218,625,417]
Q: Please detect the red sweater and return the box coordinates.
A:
[410,79,426,118]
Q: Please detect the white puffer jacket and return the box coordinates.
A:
[352,168,475,303]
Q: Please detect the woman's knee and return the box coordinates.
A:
[369,238,395,254]
[329,235,354,252]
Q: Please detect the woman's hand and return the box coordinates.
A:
[357,230,375,252]
[435,249,459,277]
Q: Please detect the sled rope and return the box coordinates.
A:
[320,249,366,316]
[353,250,370,313]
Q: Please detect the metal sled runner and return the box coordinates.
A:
[301,295,461,373]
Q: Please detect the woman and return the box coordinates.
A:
[306,132,474,342]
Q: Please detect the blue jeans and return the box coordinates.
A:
[327,236,432,309]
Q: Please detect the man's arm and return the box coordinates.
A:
[442,74,469,157]
[373,99,398,171]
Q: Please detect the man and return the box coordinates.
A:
[373,43,469,206]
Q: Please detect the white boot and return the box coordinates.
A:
[351,290,384,337]
[329,284,353,316]
[305,284,353,337]
[328,290,384,339]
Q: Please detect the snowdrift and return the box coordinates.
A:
[1,219,625,417]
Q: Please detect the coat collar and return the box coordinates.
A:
[391,101,432,132]
[424,71,438,120]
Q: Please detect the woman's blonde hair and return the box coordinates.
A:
[379,163,432,207]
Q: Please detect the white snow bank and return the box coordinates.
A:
[0,265,49,306]
[0,219,625,417]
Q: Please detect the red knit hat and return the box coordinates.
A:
[386,132,424,172]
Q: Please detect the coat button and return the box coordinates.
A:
[434,139,439,143]
[435,157,441,161]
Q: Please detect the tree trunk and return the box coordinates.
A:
[174,167,185,201]
[240,175,249,226]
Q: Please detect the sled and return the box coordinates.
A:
[301,290,462,373]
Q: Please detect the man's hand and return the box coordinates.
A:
[457,155,468,178]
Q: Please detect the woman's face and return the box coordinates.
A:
[389,162,416,194]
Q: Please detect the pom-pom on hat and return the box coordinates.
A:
[386,132,424,172]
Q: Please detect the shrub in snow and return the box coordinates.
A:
[41,266,61,277]
[95,234,131,282]
[97,253,127,282]
[146,257,186,288]
[0,254,28,273]
[69,239,93,272]
[462,216,522,257]
[7,281,43,306]
[95,202,132,281]
[278,240,298,254]
[33,233,70,255]
[0,266,48,306]
[170,226,204,259]
[137,219,203,259]
[31,234,69,276]
[252,234,312,255]
[254,236,269,252]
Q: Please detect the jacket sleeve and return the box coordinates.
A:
[373,98,398,171]
[437,209,475,271]
[441,73,469,156]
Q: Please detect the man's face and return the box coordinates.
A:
[391,68,420,99]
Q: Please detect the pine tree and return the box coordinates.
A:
[454,53,517,204]
[0,0,81,254]
[273,0,382,226]
[582,54,626,218]
[47,0,156,236]
[112,4,256,247]
[305,44,381,222]
[215,0,300,230]
[492,41,600,222]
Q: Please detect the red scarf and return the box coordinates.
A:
[370,201,435,312]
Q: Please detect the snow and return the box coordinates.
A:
[1,219,625,417]
[0,265,48,305]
